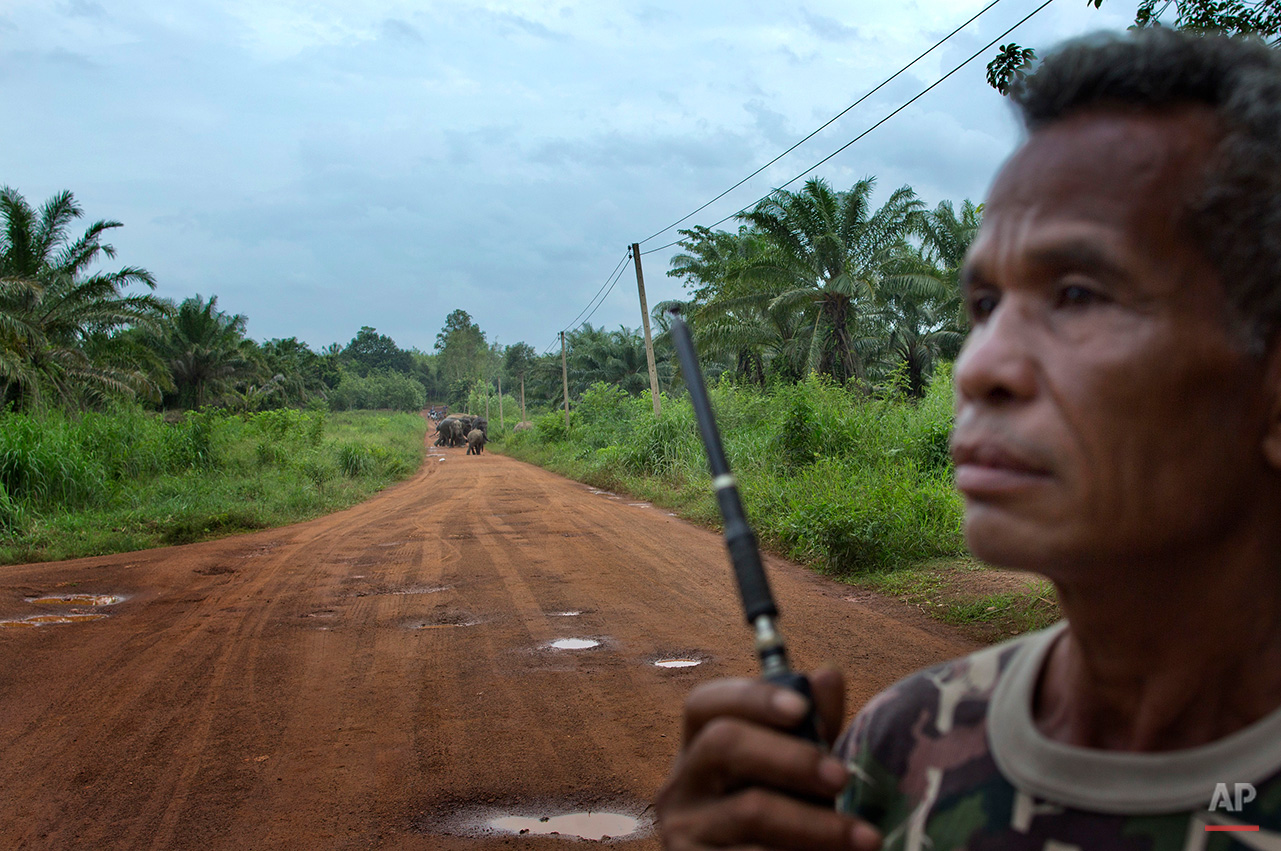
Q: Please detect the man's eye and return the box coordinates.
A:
[1058,284,1102,307]
[969,293,999,320]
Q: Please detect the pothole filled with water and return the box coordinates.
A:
[26,594,124,606]
[550,610,582,617]
[0,613,110,629]
[548,638,599,650]
[655,658,701,668]
[489,812,641,841]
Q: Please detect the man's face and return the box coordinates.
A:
[952,107,1272,575]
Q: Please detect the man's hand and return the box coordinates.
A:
[655,667,882,851]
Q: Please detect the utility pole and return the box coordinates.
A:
[498,373,504,429]
[561,331,570,430]
[520,374,526,424]
[633,243,662,417]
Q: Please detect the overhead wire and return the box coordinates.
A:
[546,0,1059,352]
[640,0,1058,256]
[635,0,1010,248]
[543,250,634,353]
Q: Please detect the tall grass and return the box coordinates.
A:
[498,371,964,576]
[0,406,427,563]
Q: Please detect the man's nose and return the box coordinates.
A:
[954,299,1038,405]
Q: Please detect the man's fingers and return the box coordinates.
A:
[809,666,846,746]
[680,717,848,802]
[676,788,881,851]
[682,678,815,745]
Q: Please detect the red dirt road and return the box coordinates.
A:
[0,445,976,850]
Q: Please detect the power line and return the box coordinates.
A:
[578,252,633,329]
[641,0,1058,256]
[543,250,634,353]
[636,0,1009,247]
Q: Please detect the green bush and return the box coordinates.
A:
[0,407,428,563]
[338,443,375,477]
[328,370,426,412]
[498,369,965,576]
[0,481,25,538]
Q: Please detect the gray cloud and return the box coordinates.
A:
[800,8,861,43]
[0,0,1131,351]
[379,18,422,44]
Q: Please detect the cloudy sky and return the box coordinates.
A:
[2,0,1136,355]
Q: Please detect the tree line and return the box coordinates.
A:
[0,186,539,416]
[0,176,978,420]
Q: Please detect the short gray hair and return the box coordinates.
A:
[1012,28,1281,350]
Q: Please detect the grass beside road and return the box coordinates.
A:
[0,407,427,565]
[495,375,1059,642]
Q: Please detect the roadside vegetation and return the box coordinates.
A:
[0,407,426,564]
[498,375,1059,642]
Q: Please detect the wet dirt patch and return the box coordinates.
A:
[490,812,642,840]
[548,638,600,650]
[391,585,449,596]
[302,609,338,619]
[195,565,236,576]
[408,611,480,630]
[420,800,651,843]
[27,594,124,606]
[647,649,709,670]
[0,613,110,629]
[347,584,449,598]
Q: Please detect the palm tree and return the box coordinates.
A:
[152,295,259,409]
[738,177,924,386]
[861,200,980,396]
[916,199,981,326]
[667,226,797,386]
[0,188,169,409]
[565,324,664,397]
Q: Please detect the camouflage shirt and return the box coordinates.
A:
[834,623,1281,850]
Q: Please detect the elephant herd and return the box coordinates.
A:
[434,414,488,455]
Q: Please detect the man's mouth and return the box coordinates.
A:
[950,438,1051,496]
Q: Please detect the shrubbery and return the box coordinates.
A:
[0,406,426,562]
[328,369,427,412]
[500,373,963,575]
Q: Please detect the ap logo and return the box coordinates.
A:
[1210,783,1258,813]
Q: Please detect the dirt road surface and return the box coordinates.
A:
[0,444,977,850]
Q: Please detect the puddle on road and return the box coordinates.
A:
[655,658,701,668]
[0,613,110,629]
[627,503,651,508]
[550,610,582,617]
[391,585,449,596]
[549,638,599,650]
[26,594,124,606]
[489,812,641,841]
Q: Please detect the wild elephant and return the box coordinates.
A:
[435,417,466,447]
[466,428,486,455]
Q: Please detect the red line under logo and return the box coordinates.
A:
[1205,826,1260,832]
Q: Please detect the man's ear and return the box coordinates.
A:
[1262,343,1281,470]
